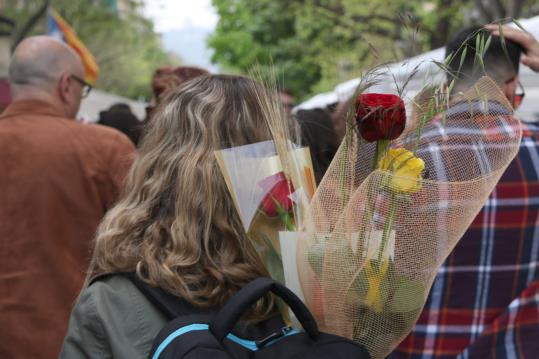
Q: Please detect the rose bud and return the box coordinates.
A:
[355,93,406,142]
[258,172,295,217]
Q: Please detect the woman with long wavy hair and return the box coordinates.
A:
[60,75,293,358]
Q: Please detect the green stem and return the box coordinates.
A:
[274,199,296,231]
[279,212,296,231]
[373,139,390,170]
[338,133,353,209]
[376,192,397,266]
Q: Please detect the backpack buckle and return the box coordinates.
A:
[255,326,293,348]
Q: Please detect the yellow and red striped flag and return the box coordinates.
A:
[47,8,99,86]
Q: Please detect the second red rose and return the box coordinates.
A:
[258,172,295,217]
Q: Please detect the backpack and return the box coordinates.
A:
[130,275,372,359]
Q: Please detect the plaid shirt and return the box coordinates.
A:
[391,118,539,359]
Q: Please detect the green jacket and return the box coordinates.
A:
[60,275,167,359]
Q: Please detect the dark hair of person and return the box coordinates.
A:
[295,108,339,183]
[445,26,523,86]
[98,103,142,146]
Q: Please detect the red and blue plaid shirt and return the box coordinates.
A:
[391,120,539,358]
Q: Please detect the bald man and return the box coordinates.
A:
[0,36,135,358]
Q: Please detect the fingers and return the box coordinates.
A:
[522,55,539,71]
[484,23,539,72]
[484,24,535,47]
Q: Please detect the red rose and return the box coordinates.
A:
[355,93,406,142]
[258,172,295,217]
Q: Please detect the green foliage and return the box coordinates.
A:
[209,0,321,100]
[209,0,537,100]
[4,0,178,99]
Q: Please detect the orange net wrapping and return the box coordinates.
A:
[297,77,522,358]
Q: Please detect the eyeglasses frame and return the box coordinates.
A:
[70,74,93,98]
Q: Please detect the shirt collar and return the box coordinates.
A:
[1,100,67,119]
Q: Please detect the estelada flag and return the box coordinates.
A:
[47,7,99,86]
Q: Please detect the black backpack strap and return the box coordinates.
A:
[210,277,319,342]
[128,273,286,341]
[126,272,204,320]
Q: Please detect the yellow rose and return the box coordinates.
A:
[378,148,424,193]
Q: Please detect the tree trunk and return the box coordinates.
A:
[429,0,458,49]
[507,0,525,19]
[474,0,494,23]
[0,36,11,77]
[491,0,507,20]
[0,14,15,78]
[12,0,49,51]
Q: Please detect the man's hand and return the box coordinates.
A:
[485,24,539,72]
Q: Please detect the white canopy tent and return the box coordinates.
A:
[296,15,539,121]
[78,89,147,123]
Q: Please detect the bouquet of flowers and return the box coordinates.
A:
[214,139,316,303]
[297,75,522,358]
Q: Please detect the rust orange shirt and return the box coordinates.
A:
[0,100,136,359]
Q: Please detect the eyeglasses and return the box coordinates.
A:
[514,81,525,108]
[70,75,93,98]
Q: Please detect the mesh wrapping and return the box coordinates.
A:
[297,77,522,358]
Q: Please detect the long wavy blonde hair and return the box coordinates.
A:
[85,75,292,317]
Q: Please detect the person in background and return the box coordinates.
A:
[295,108,339,183]
[330,98,352,141]
[0,36,135,359]
[145,66,209,121]
[60,75,286,358]
[98,103,142,146]
[279,88,295,114]
[392,26,539,358]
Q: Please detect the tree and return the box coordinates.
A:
[209,0,538,100]
[209,0,323,99]
[2,0,177,99]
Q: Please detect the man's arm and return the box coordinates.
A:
[485,24,539,72]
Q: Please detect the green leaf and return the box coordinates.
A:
[459,46,468,69]
[259,233,285,283]
[389,277,425,313]
[444,52,456,66]
[307,240,326,276]
[484,35,492,53]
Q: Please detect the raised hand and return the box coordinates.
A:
[485,24,539,72]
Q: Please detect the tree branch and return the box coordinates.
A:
[314,2,399,25]
[508,0,525,19]
[311,3,400,40]
[12,0,50,51]
[0,15,16,37]
[491,0,507,20]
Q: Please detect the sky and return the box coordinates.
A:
[143,0,218,33]
[143,0,219,71]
